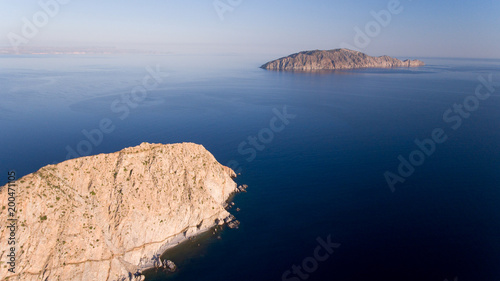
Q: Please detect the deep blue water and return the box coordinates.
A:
[1,55,499,281]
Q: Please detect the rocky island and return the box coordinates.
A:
[0,142,242,281]
[261,48,424,71]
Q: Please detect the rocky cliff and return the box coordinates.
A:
[261,48,424,71]
[0,142,239,281]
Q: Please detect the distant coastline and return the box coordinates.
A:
[0,46,168,55]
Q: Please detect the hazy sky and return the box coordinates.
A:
[0,0,498,58]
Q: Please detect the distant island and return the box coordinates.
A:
[0,142,245,281]
[261,48,425,71]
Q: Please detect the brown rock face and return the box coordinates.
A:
[261,48,425,71]
[0,142,238,281]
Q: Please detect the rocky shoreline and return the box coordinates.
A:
[0,142,245,281]
[133,184,248,280]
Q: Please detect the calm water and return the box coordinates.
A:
[1,55,499,281]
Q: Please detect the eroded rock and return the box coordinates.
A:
[0,142,239,281]
[261,48,425,71]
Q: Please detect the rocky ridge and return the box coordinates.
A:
[261,48,424,71]
[0,142,239,281]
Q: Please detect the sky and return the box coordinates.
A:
[0,0,499,58]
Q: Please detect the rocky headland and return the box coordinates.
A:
[261,48,425,71]
[0,142,242,281]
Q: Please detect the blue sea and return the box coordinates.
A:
[1,54,499,281]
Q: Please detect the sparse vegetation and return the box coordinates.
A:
[4,142,238,279]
